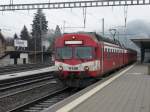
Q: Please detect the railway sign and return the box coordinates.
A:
[14,39,28,47]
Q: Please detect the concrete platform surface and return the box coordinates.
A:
[0,66,56,81]
[43,64,150,112]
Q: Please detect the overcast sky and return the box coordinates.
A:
[0,0,150,37]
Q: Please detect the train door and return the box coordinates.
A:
[23,58,26,64]
[101,42,104,73]
[123,49,126,65]
[14,58,17,65]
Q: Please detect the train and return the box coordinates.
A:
[54,32,137,87]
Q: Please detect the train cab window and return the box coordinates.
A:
[56,47,72,59]
[75,47,94,59]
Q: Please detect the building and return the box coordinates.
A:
[0,31,6,58]
[131,38,150,63]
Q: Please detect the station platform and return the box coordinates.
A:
[43,63,150,112]
[0,66,56,81]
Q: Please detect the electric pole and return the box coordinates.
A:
[102,18,104,37]
[40,18,43,63]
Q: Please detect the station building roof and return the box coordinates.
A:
[131,38,150,49]
[0,32,5,42]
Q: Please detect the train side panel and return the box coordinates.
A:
[101,42,125,75]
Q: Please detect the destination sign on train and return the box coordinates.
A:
[65,41,83,45]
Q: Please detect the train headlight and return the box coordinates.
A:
[58,66,63,71]
[84,66,89,71]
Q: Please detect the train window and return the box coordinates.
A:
[56,47,72,59]
[75,47,93,59]
[105,48,107,52]
[108,50,110,59]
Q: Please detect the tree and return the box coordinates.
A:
[20,25,31,51]
[31,9,48,37]
[31,9,48,51]
[14,33,18,39]
[5,38,13,46]
[20,25,30,41]
[54,25,61,38]
[50,25,62,51]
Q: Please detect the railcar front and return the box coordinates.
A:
[54,34,100,87]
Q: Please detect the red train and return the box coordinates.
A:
[54,32,137,87]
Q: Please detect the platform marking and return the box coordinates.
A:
[56,64,135,112]
[126,72,142,75]
[0,66,56,81]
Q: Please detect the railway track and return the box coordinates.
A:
[0,72,65,112]
[9,88,80,112]
[0,73,54,91]
[0,65,130,112]
[0,64,52,75]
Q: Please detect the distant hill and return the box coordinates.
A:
[116,20,150,52]
[127,20,150,38]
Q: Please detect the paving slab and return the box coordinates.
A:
[43,64,150,112]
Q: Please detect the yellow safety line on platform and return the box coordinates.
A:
[56,64,135,112]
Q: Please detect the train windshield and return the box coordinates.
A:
[75,47,93,59]
[56,47,72,59]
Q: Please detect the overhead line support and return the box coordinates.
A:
[0,0,150,11]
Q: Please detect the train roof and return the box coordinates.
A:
[126,48,137,53]
[64,32,122,46]
[63,32,136,52]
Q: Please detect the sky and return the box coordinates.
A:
[0,0,150,37]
